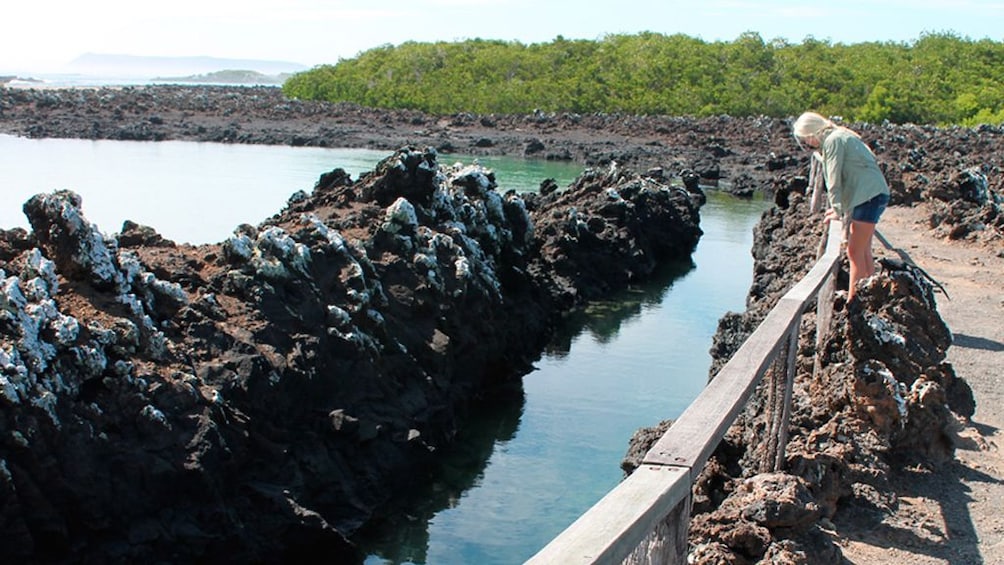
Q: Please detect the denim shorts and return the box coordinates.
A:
[851,193,890,223]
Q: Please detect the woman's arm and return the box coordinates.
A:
[822,134,849,215]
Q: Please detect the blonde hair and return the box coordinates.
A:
[792,111,835,141]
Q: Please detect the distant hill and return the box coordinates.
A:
[65,53,308,78]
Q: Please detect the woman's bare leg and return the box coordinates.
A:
[846,220,878,301]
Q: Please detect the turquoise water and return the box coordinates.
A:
[0,134,769,564]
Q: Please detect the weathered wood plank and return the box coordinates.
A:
[814,222,840,378]
[525,465,691,565]
[761,356,782,474]
[815,270,836,379]
[781,246,841,304]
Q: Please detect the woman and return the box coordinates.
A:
[792,111,891,303]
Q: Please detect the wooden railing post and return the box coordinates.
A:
[622,494,690,565]
[762,348,782,474]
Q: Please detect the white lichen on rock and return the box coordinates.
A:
[0,346,26,403]
[225,224,318,281]
[326,304,352,328]
[860,363,909,428]
[51,311,80,346]
[865,312,906,346]
[454,257,471,280]
[382,197,419,235]
[24,248,59,297]
[59,200,121,288]
[30,389,60,428]
[139,272,189,309]
[116,250,145,290]
[254,226,312,280]
[4,276,57,375]
[300,214,346,252]
[223,232,254,262]
[75,345,108,378]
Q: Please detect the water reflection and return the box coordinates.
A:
[546,258,696,356]
[356,389,525,564]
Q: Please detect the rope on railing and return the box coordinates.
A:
[762,324,799,474]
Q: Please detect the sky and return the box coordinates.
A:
[4,0,1004,74]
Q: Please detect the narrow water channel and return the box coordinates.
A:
[359,191,771,564]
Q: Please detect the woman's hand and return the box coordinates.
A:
[823,209,839,223]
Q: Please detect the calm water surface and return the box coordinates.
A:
[0,134,769,564]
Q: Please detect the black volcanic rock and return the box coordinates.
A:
[0,147,702,563]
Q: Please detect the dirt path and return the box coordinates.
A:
[837,204,1004,564]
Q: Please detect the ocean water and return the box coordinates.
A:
[3,73,277,89]
[0,134,769,564]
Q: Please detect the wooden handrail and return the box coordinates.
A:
[526,220,843,565]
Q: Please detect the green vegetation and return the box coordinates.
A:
[282,32,1004,126]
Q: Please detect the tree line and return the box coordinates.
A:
[282,32,1004,126]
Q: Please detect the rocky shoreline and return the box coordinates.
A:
[2,85,1003,563]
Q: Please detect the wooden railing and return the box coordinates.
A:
[526,220,843,564]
